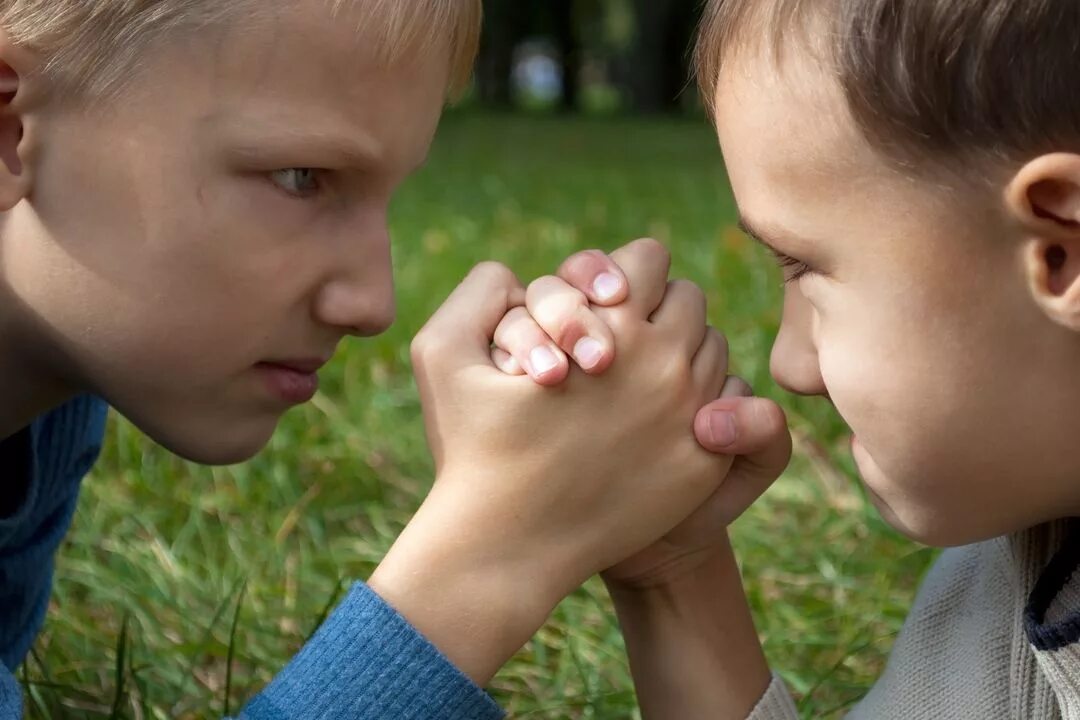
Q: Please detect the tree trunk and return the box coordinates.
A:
[477,0,526,108]
[550,0,581,112]
[627,0,674,113]
[626,0,700,114]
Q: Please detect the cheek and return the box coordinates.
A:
[813,292,1057,544]
[814,300,960,484]
[23,178,319,391]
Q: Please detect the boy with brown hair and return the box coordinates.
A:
[580,0,1080,717]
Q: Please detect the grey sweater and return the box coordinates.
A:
[750,520,1080,719]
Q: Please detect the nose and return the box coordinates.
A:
[313,217,397,337]
[770,288,827,397]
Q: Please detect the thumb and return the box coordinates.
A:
[692,394,793,526]
[694,393,792,468]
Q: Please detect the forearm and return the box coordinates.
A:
[368,488,566,686]
[606,537,771,720]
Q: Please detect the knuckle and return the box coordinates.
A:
[633,237,671,264]
[725,374,753,397]
[526,274,568,296]
[671,279,705,305]
[410,331,440,368]
[493,308,532,346]
[760,400,790,434]
[530,281,587,326]
[469,261,516,287]
[558,249,608,278]
[713,329,731,358]
[551,312,591,350]
[602,307,638,338]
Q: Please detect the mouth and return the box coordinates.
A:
[260,358,330,374]
[255,357,331,405]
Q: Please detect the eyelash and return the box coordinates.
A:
[771,250,813,284]
[269,167,322,198]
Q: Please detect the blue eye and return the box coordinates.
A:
[770,249,813,284]
[270,168,320,196]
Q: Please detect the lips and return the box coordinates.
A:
[263,358,330,374]
[255,357,331,404]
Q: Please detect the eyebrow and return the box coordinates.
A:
[228,129,431,179]
[227,132,386,170]
[204,107,386,165]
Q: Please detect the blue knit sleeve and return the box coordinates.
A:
[0,586,505,720]
[0,665,19,720]
[238,582,504,720]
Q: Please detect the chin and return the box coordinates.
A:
[864,479,992,548]
[171,440,270,466]
[854,440,977,548]
[148,417,279,466]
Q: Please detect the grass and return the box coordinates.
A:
[24,113,935,719]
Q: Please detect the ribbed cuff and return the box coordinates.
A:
[0,666,21,720]
[240,582,503,720]
[1025,519,1080,652]
[747,673,800,720]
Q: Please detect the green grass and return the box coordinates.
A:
[24,113,935,719]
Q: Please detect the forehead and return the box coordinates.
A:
[165,0,450,161]
[712,43,891,220]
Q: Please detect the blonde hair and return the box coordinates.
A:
[694,0,1080,170]
[0,0,482,100]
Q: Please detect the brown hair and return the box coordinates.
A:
[695,0,1080,168]
[0,0,482,101]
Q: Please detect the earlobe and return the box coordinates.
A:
[1009,154,1080,331]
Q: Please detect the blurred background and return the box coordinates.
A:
[472,0,703,116]
[25,3,935,719]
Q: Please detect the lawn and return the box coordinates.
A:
[23,113,935,719]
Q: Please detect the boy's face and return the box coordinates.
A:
[714,44,1080,545]
[4,1,448,463]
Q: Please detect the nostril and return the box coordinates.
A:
[347,304,396,337]
[315,280,396,337]
[770,348,825,398]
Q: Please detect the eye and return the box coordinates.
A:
[770,249,814,284]
[270,168,321,197]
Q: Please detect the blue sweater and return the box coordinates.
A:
[0,397,503,720]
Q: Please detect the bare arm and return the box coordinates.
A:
[607,537,771,720]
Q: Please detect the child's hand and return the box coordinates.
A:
[489,248,632,384]
[370,239,734,683]
[602,377,792,590]
[486,247,793,590]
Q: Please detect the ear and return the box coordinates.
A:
[0,31,37,211]
[1006,153,1080,331]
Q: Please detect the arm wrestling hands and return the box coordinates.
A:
[369,239,791,696]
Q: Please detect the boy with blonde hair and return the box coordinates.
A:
[0,0,789,718]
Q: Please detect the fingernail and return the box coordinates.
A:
[573,337,605,370]
[593,273,622,301]
[530,346,560,376]
[708,410,737,447]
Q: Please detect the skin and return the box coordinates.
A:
[0,0,791,693]
[586,34,1080,719]
[374,239,745,682]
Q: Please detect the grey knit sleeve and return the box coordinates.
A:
[747,674,800,720]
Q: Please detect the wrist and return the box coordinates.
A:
[602,536,734,600]
[606,540,771,720]
[368,492,569,685]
